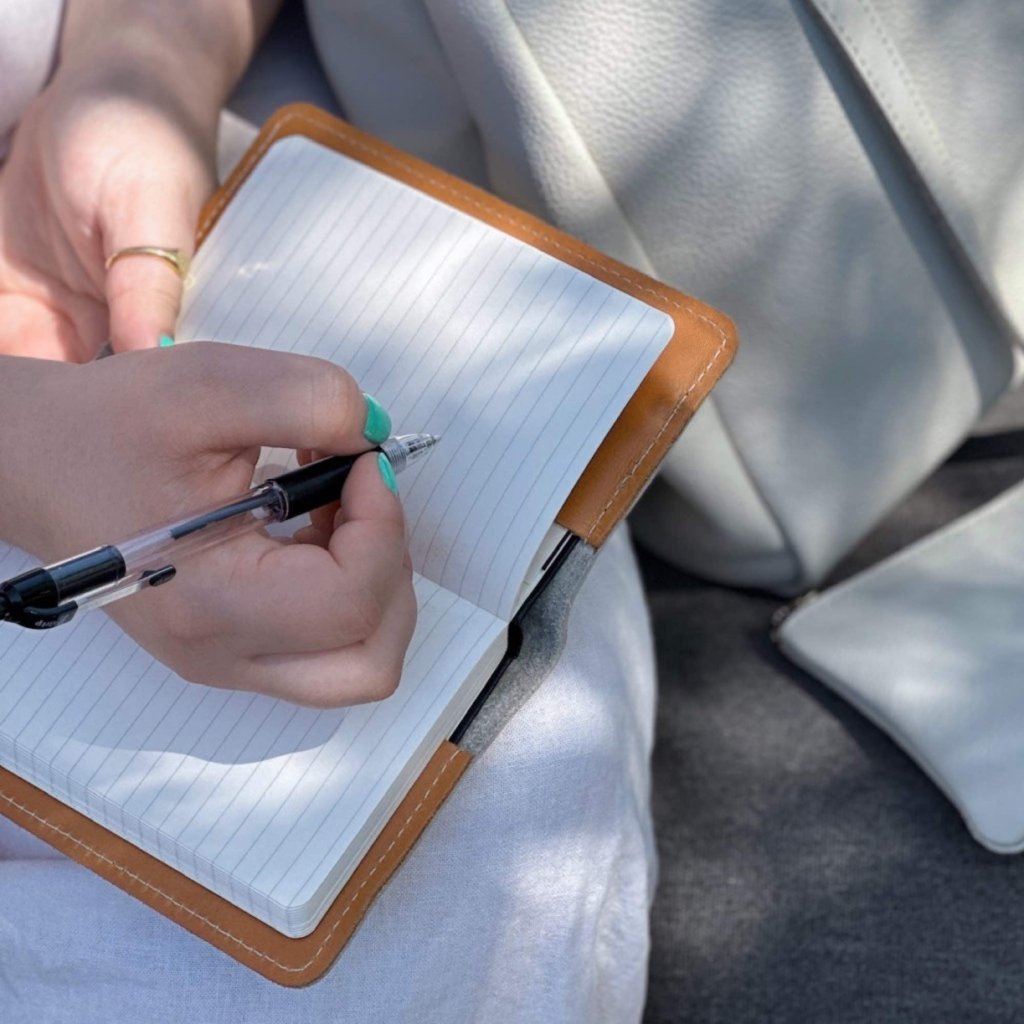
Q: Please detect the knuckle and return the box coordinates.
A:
[110,271,181,304]
[292,683,347,710]
[178,660,222,690]
[302,657,402,709]
[143,344,220,440]
[366,664,402,701]
[183,344,249,426]
[183,340,234,383]
[149,340,212,395]
[380,517,409,547]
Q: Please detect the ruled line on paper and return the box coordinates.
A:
[188,581,457,872]
[181,135,673,619]
[0,133,673,933]
[0,571,505,928]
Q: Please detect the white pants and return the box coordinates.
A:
[0,528,657,1023]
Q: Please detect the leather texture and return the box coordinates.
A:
[307,0,1023,592]
[805,0,1024,341]
[778,479,1024,854]
[0,742,471,986]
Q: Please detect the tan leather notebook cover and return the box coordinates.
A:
[0,104,735,986]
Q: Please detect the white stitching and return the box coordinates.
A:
[817,0,958,189]
[0,747,463,974]
[585,324,728,537]
[201,110,732,541]
[858,0,958,185]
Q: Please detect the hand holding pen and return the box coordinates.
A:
[0,431,438,627]
[0,344,429,707]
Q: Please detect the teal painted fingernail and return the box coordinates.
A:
[363,393,392,444]
[377,453,399,495]
[159,333,175,347]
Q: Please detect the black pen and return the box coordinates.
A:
[0,433,439,630]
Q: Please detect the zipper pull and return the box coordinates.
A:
[770,589,819,641]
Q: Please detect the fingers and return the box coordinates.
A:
[106,249,189,351]
[244,572,417,707]
[103,164,212,352]
[297,449,340,544]
[174,453,415,705]
[163,343,392,455]
[219,454,406,651]
[0,294,93,362]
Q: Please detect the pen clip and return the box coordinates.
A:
[3,565,178,630]
[73,565,178,617]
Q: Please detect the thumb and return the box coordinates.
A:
[103,171,209,352]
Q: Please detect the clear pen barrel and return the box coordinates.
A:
[117,483,288,576]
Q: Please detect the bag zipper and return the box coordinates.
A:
[770,589,820,641]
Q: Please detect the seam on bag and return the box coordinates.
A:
[200,109,731,544]
[807,0,1023,369]
[823,0,959,189]
[811,0,967,234]
[0,747,463,974]
[493,0,653,271]
[423,7,801,567]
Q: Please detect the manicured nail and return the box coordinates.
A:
[158,333,175,347]
[377,452,399,495]
[363,393,392,444]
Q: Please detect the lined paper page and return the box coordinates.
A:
[0,548,504,935]
[178,135,673,620]
[0,134,673,935]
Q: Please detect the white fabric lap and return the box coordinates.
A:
[0,527,657,1024]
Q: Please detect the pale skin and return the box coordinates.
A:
[0,0,418,707]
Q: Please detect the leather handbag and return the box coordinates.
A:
[306,0,1024,593]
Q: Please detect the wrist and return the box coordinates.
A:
[0,357,79,559]
[59,0,274,117]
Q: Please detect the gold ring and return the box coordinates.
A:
[104,246,191,280]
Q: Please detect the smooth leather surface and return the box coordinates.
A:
[308,0,1022,591]
[778,479,1024,854]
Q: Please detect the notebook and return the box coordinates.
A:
[0,105,736,983]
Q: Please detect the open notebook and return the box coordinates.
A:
[0,106,735,980]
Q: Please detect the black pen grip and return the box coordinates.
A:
[271,451,377,520]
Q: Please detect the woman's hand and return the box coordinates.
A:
[0,0,277,361]
[0,344,416,707]
[0,67,213,361]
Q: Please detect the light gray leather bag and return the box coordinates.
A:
[307,0,1024,594]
